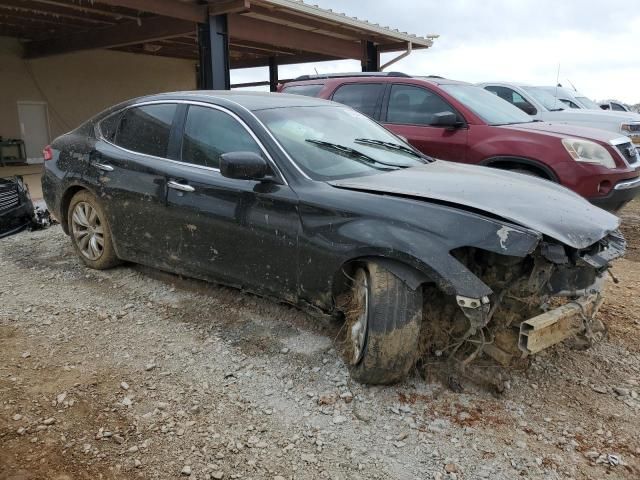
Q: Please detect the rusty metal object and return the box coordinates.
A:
[518,295,603,354]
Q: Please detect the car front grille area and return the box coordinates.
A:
[0,183,20,212]
[616,142,639,166]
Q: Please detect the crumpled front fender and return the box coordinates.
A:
[334,214,542,299]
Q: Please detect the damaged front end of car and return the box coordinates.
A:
[421,228,626,375]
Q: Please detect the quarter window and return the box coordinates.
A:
[331,83,385,118]
[180,106,262,169]
[387,84,455,125]
[115,104,177,158]
[99,111,123,142]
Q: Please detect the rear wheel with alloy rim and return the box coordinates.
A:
[68,190,119,269]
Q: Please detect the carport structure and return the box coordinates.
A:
[1,0,436,90]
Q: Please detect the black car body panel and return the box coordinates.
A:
[42,91,624,316]
[0,177,35,238]
[329,161,619,250]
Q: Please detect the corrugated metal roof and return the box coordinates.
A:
[256,0,437,48]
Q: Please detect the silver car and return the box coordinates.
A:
[478,82,640,152]
[599,100,632,112]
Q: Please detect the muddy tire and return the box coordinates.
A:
[345,262,422,384]
[67,190,119,270]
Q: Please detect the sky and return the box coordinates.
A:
[230,0,640,105]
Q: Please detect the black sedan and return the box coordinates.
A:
[42,92,625,384]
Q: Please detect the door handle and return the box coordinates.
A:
[95,163,114,172]
[167,180,195,193]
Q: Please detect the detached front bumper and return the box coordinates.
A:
[518,293,604,354]
[588,176,640,212]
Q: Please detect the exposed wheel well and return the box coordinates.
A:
[332,256,432,303]
[59,186,87,234]
[482,157,558,182]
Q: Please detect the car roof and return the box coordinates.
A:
[283,73,472,87]
[479,81,531,87]
[416,76,471,86]
[132,90,336,111]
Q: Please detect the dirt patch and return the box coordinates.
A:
[619,197,640,262]
[1,200,640,479]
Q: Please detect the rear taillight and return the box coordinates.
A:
[43,145,53,161]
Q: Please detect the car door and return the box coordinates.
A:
[162,103,301,298]
[87,103,180,262]
[381,83,468,161]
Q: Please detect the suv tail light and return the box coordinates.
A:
[43,145,53,161]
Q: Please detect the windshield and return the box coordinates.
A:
[575,96,601,109]
[440,84,533,125]
[522,86,565,111]
[255,106,427,180]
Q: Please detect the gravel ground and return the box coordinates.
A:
[1,200,639,480]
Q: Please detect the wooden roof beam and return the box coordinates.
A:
[0,0,115,25]
[29,0,141,21]
[93,0,207,23]
[24,15,195,58]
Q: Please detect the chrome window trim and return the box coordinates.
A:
[97,99,288,185]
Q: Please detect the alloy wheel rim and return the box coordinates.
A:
[350,269,369,365]
[71,202,104,261]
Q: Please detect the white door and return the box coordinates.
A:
[17,102,51,163]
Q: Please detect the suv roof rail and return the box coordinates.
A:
[291,71,411,81]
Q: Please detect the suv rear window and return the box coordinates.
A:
[115,104,177,158]
[282,84,323,97]
[331,83,385,118]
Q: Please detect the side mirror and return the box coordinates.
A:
[431,111,460,128]
[220,151,269,181]
[600,104,610,110]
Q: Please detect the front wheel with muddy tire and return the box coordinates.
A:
[68,190,120,270]
[343,262,422,384]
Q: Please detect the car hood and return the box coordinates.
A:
[507,121,624,143]
[540,108,640,123]
[329,161,619,250]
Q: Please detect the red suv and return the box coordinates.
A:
[279,73,640,211]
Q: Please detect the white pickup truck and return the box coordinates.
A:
[478,82,640,153]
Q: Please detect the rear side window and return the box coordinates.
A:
[387,84,454,125]
[331,83,385,118]
[180,106,262,169]
[115,104,177,158]
[282,84,323,97]
[99,111,123,142]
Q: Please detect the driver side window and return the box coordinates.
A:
[485,86,536,114]
[180,106,262,169]
[387,84,455,126]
